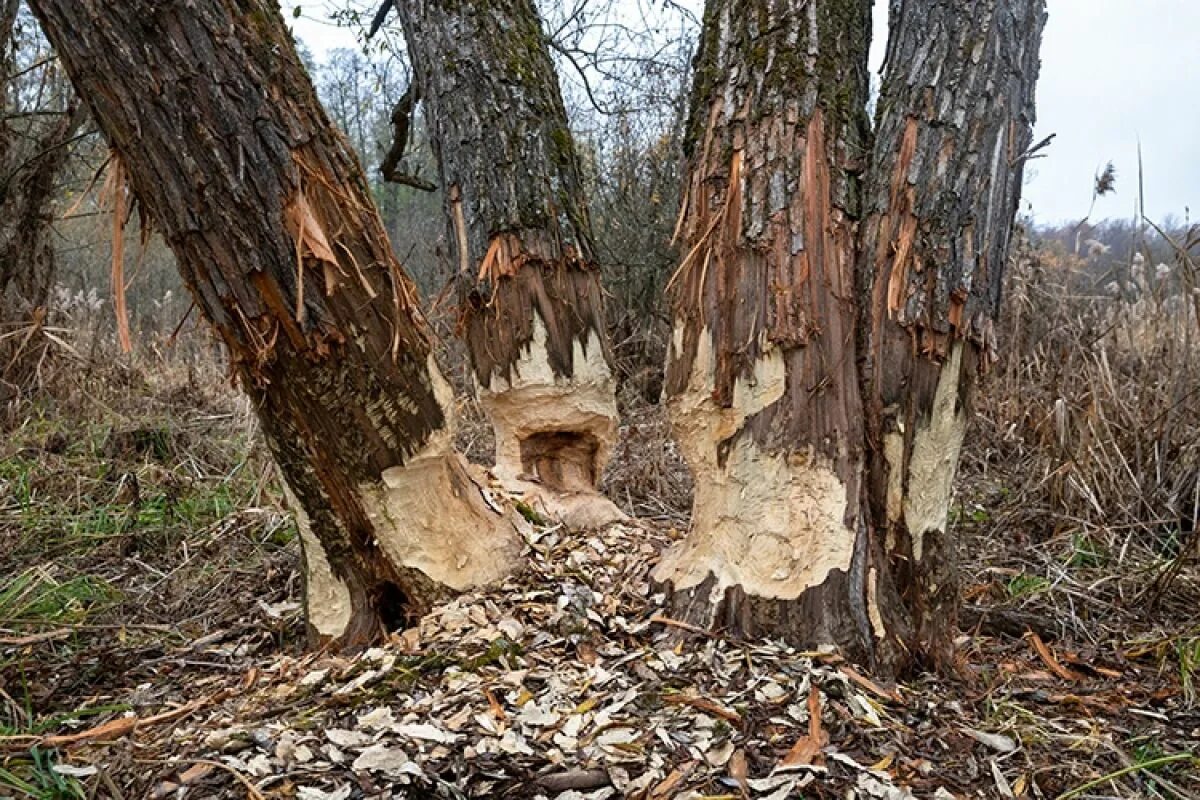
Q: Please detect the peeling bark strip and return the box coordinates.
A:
[28,0,524,646]
[396,0,618,493]
[657,0,908,669]
[860,0,1046,666]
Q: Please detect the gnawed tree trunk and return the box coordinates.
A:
[29,0,525,647]
[860,0,1046,667]
[0,0,81,399]
[657,0,1044,673]
[656,0,907,669]
[395,0,620,521]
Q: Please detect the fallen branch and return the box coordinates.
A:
[662,692,742,724]
[0,628,74,646]
[649,614,716,638]
[535,768,611,793]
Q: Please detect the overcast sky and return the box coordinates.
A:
[286,0,1199,226]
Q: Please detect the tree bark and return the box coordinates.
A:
[860,0,1046,668]
[657,0,1045,673]
[656,0,907,669]
[396,0,619,506]
[28,0,525,647]
[0,2,81,399]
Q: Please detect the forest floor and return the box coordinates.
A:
[1,358,1198,800]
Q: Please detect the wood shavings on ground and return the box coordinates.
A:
[2,375,1198,798]
[7,514,1194,798]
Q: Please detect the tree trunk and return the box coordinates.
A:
[396,0,620,514]
[28,0,525,647]
[0,1,81,400]
[859,0,1045,668]
[657,0,1044,673]
[656,0,906,669]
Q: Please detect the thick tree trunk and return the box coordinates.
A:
[859,0,1046,667]
[656,0,907,669]
[0,2,81,399]
[396,0,620,514]
[658,0,1044,673]
[29,0,525,647]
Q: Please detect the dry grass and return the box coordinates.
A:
[956,228,1200,700]
[0,336,303,748]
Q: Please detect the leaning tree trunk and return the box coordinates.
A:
[29,0,525,647]
[0,0,81,401]
[655,0,907,669]
[395,0,619,513]
[859,0,1046,668]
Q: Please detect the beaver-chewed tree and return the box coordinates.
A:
[391,0,620,522]
[656,0,1045,673]
[859,0,1047,668]
[28,0,526,648]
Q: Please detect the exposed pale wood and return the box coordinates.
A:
[660,0,1046,673]
[860,0,1047,668]
[657,0,904,670]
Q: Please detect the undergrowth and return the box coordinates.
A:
[0,346,303,792]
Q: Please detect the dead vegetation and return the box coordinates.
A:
[1,223,1199,797]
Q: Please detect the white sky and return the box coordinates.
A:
[286,0,1200,226]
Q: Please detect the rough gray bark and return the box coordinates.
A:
[28,0,524,647]
[658,0,1045,672]
[860,0,1046,668]
[395,0,619,497]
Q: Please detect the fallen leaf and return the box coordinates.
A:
[297,787,352,800]
[650,762,695,797]
[392,722,461,744]
[840,664,903,704]
[326,728,372,748]
[728,748,749,798]
[51,764,98,777]
[351,743,417,777]
[991,758,1016,798]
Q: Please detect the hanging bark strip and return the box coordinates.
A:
[28,0,525,647]
[859,0,1046,668]
[657,0,909,670]
[395,0,619,506]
